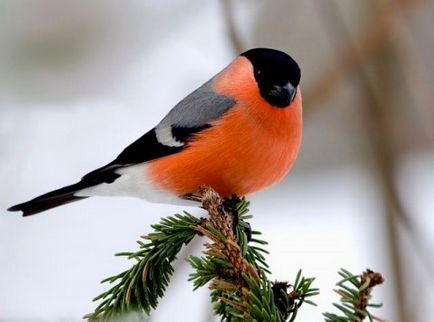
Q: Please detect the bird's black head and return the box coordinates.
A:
[242,48,301,108]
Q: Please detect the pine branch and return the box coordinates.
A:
[323,269,385,322]
[187,188,318,322]
[85,187,384,322]
[84,212,199,321]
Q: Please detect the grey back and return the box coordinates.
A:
[158,79,236,129]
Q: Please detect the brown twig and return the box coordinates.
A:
[192,187,259,294]
[357,270,385,320]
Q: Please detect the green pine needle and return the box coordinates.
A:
[84,212,199,321]
[85,190,383,322]
[323,269,384,322]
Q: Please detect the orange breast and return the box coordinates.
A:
[148,57,302,197]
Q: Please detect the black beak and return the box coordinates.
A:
[265,83,297,108]
[284,83,297,103]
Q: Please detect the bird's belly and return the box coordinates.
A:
[147,111,301,197]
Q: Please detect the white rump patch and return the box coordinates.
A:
[75,163,194,206]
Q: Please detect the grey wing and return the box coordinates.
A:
[155,78,236,147]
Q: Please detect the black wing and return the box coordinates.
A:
[81,126,204,183]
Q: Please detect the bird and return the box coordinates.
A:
[8,48,302,216]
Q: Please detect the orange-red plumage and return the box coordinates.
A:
[9,48,302,216]
[148,57,302,197]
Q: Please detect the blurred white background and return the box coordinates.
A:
[1,1,433,321]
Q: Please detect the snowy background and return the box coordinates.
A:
[1,1,433,321]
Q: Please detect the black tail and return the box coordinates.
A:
[7,181,91,216]
[8,161,124,216]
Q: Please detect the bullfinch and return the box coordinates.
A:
[8,48,302,216]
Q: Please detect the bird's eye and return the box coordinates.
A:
[256,69,261,75]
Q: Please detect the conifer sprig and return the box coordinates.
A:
[272,270,320,322]
[84,212,199,321]
[323,269,385,322]
[85,187,384,322]
[185,188,319,321]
